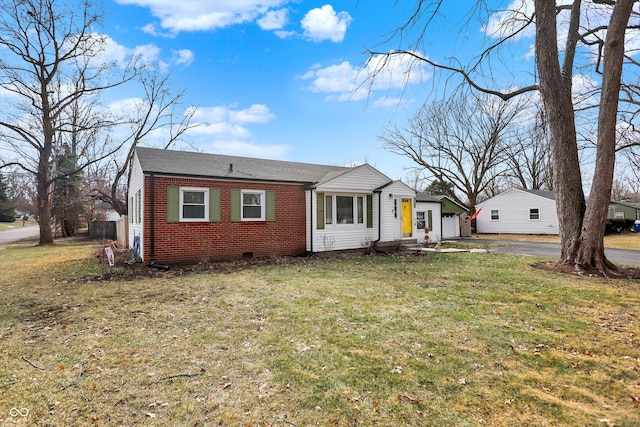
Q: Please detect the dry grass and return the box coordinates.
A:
[604,233,640,250]
[1,239,639,426]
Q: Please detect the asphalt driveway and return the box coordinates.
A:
[460,238,640,267]
[0,225,40,246]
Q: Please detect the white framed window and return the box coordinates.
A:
[490,209,500,221]
[324,194,367,225]
[529,208,540,220]
[242,190,265,221]
[325,195,333,225]
[180,187,209,221]
[357,196,364,224]
[416,211,426,230]
[614,211,624,219]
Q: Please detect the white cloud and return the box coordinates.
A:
[114,0,290,33]
[192,104,276,125]
[107,97,147,117]
[484,0,640,60]
[185,103,284,158]
[171,49,195,66]
[372,96,414,110]
[82,34,191,72]
[210,140,289,158]
[301,4,352,43]
[301,51,430,102]
[257,8,288,30]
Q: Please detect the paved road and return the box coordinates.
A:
[459,238,640,267]
[0,225,40,246]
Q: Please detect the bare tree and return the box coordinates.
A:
[369,1,638,274]
[503,105,553,191]
[0,0,137,245]
[380,91,524,212]
[87,72,195,216]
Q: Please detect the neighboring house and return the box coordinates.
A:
[92,200,122,221]
[128,147,419,264]
[608,200,640,220]
[415,193,443,243]
[475,188,558,234]
[433,195,468,238]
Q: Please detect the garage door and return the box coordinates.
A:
[442,216,459,238]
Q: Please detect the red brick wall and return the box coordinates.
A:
[143,176,307,264]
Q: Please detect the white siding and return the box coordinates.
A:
[475,188,558,234]
[442,216,461,238]
[378,181,416,244]
[320,164,390,193]
[415,201,443,243]
[309,190,379,252]
[309,165,392,252]
[128,153,145,260]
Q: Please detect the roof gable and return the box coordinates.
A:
[136,147,349,184]
[315,163,391,191]
[434,195,468,213]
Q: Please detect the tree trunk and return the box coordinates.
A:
[535,0,634,274]
[534,0,585,263]
[576,0,634,273]
[36,156,53,245]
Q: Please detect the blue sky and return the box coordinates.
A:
[100,0,481,181]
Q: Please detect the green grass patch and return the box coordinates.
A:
[0,242,638,426]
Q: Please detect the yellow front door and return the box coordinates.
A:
[401,198,412,237]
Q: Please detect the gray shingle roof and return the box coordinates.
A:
[611,200,640,209]
[136,147,350,185]
[520,188,556,201]
[415,193,442,203]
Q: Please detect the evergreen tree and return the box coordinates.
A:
[51,144,84,236]
[0,173,16,222]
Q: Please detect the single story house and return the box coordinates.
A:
[415,193,443,243]
[433,195,469,238]
[608,200,640,220]
[128,147,420,264]
[475,188,558,235]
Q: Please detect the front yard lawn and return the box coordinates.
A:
[1,239,638,426]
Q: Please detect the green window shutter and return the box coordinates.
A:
[209,188,221,222]
[366,194,373,228]
[316,192,325,230]
[129,197,133,223]
[167,186,180,223]
[137,190,142,223]
[428,210,433,230]
[266,190,276,221]
[230,188,241,222]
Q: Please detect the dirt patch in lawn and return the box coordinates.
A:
[531,261,640,279]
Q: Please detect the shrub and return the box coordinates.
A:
[605,218,635,234]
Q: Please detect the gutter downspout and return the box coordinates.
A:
[374,190,382,248]
[310,189,314,254]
